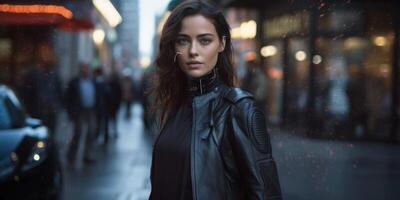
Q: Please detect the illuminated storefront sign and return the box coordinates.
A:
[263,12,309,38]
[0,4,73,19]
[231,20,257,39]
[0,4,73,25]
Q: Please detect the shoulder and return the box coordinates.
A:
[222,87,258,115]
[221,86,260,123]
[222,87,253,104]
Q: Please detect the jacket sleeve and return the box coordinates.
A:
[229,98,282,200]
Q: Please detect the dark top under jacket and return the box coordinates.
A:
[150,98,193,200]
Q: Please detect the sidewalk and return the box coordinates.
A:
[54,104,152,200]
[271,127,400,200]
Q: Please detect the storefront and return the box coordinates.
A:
[0,1,95,88]
[0,0,123,89]
[0,26,56,86]
[214,0,399,141]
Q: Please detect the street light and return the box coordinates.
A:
[374,36,387,47]
[261,45,277,57]
[93,28,105,45]
[231,20,257,39]
[140,57,151,68]
[312,55,322,64]
[295,51,307,61]
[92,0,122,27]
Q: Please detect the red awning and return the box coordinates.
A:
[0,12,67,25]
[57,18,94,31]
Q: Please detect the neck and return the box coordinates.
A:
[187,68,219,96]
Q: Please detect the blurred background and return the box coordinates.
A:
[0,0,399,199]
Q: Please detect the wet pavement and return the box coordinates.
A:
[54,104,400,200]
[273,128,400,200]
[55,104,152,200]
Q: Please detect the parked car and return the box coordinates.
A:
[0,85,62,200]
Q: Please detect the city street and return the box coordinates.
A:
[1,1,400,200]
[54,104,400,200]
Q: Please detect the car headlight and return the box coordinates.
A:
[20,140,48,172]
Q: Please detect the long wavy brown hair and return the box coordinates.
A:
[152,0,236,122]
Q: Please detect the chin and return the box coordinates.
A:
[184,70,207,78]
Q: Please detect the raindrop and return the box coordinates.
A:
[318,3,326,10]
[328,149,334,156]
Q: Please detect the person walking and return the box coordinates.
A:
[241,60,268,115]
[107,72,122,138]
[65,63,97,164]
[94,67,110,144]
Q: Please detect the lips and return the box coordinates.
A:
[186,61,203,69]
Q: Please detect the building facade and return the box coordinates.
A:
[212,0,400,142]
[115,0,139,68]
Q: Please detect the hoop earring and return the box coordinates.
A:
[222,35,227,42]
[174,52,182,63]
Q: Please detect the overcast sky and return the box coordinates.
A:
[139,0,169,60]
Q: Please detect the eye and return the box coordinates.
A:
[199,38,212,45]
[176,38,190,46]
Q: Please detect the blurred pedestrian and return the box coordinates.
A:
[141,68,155,132]
[131,67,144,104]
[121,68,134,119]
[107,72,122,138]
[346,65,368,138]
[241,60,268,115]
[148,1,282,200]
[94,67,110,144]
[65,63,97,164]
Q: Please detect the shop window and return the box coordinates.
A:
[0,39,11,60]
[286,38,310,122]
[0,38,11,83]
[263,11,309,38]
[318,10,362,33]
[363,33,393,139]
[315,33,393,139]
[262,41,284,124]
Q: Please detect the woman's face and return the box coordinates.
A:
[175,14,225,78]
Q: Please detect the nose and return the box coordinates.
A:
[189,42,199,57]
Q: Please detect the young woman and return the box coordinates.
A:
[149,1,282,199]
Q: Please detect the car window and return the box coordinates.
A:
[0,98,12,130]
[7,90,22,108]
[4,93,26,128]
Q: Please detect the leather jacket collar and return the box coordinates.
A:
[187,68,219,96]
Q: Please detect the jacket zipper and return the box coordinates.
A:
[191,98,197,200]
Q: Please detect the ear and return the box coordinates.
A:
[218,36,226,52]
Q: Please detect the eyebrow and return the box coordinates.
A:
[177,33,215,38]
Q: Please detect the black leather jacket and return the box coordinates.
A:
[150,70,282,200]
